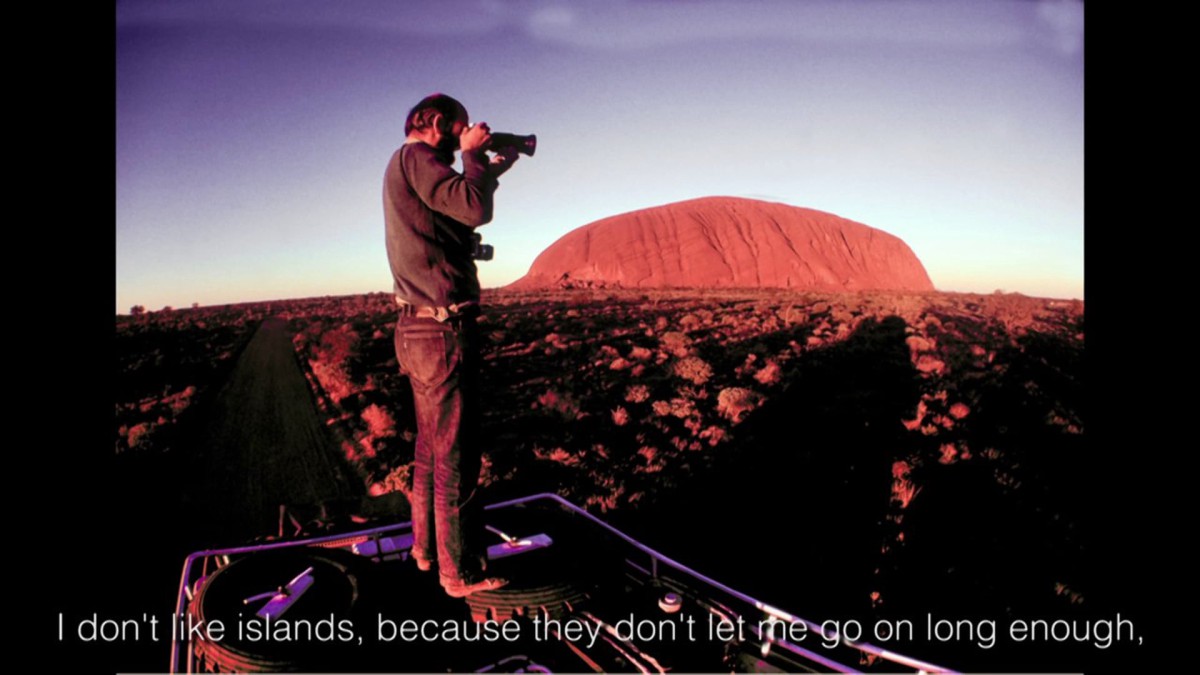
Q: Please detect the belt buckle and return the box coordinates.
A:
[433,306,451,323]
[396,298,414,317]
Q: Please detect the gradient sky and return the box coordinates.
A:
[116,0,1084,313]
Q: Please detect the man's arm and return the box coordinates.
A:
[402,144,498,227]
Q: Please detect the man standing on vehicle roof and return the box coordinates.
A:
[382,93,519,598]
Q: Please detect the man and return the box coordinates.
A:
[382,93,518,598]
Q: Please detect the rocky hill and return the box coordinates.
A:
[510,196,934,292]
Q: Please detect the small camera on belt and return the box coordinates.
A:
[470,232,494,261]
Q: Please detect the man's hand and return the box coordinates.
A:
[460,122,492,154]
[489,146,520,177]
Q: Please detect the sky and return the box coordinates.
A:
[116,0,1084,313]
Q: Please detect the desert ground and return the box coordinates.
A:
[100,287,1137,671]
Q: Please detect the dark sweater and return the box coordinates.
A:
[383,141,498,306]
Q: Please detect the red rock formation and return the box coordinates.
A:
[509,197,934,292]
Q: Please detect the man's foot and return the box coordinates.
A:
[441,576,508,598]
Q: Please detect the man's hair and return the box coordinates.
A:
[405,93,465,136]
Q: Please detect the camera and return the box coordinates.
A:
[470,232,494,261]
[488,132,537,157]
[469,132,534,261]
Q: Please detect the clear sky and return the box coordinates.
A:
[116,0,1084,313]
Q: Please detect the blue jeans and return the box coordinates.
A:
[394,315,485,584]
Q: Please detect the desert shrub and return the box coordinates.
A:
[660,331,690,356]
[628,346,653,361]
[538,389,583,420]
[753,360,782,386]
[625,384,651,403]
[361,404,396,438]
[673,356,713,385]
[716,387,764,423]
[653,397,697,419]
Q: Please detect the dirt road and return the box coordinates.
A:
[178,316,362,541]
[79,317,365,670]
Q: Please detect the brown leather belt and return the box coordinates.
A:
[395,297,479,323]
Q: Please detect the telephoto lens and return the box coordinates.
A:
[488,133,536,157]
